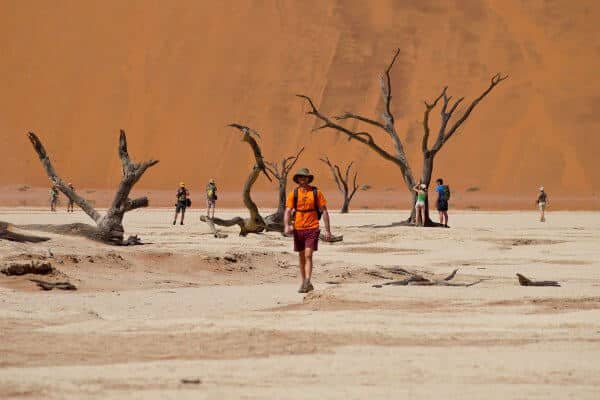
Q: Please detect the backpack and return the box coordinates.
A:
[293,187,322,221]
[441,185,451,201]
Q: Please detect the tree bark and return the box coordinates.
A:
[27,131,158,244]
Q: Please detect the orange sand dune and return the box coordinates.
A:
[1,1,599,208]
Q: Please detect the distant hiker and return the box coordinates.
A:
[537,186,548,222]
[206,178,218,219]
[284,167,332,294]
[173,182,190,225]
[435,178,450,227]
[413,183,427,226]
[49,186,58,212]
[67,183,75,212]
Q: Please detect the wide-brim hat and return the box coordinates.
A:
[293,167,314,184]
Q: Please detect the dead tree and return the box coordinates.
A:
[264,147,305,229]
[319,156,359,213]
[0,221,49,243]
[28,131,158,244]
[200,124,272,235]
[297,48,507,226]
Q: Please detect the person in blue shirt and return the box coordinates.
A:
[435,178,449,227]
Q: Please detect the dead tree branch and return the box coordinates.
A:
[372,268,484,288]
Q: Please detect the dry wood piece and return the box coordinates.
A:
[319,156,359,213]
[372,268,483,288]
[0,222,50,243]
[30,279,77,291]
[1,260,53,276]
[320,233,343,242]
[298,48,507,225]
[28,130,158,244]
[516,273,560,287]
[180,377,202,384]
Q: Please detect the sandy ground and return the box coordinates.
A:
[1,208,599,399]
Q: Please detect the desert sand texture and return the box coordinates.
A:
[1,208,600,399]
[1,0,600,201]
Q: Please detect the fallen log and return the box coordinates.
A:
[30,279,77,291]
[516,273,560,287]
[1,260,53,276]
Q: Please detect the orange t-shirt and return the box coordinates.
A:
[286,186,327,230]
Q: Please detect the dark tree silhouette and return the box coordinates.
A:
[319,156,359,213]
[297,48,507,226]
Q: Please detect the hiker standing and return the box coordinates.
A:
[537,186,548,222]
[413,183,427,226]
[49,186,58,212]
[284,168,332,293]
[435,178,450,227]
[206,178,218,219]
[67,183,75,212]
[173,182,189,225]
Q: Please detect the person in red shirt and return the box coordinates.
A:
[284,168,332,293]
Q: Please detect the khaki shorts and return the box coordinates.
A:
[538,202,546,211]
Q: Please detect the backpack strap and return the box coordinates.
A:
[293,187,299,213]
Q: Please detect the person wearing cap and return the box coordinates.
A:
[412,183,428,226]
[67,182,75,212]
[173,182,189,225]
[284,167,332,293]
[536,186,549,222]
[205,178,218,219]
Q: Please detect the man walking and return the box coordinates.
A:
[173,182,189,225]
[206,178,218,219]
[537,186,549,222]
[435,178,450,227]
[284,168,332,294]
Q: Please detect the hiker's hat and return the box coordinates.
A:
[293,167,314,184]
[540,186,544,191]
[420,183,427,189]
[209,178,215,184]
[180,182,185,187]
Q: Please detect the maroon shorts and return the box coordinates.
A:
[293,228,320,252]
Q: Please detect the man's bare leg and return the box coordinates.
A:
[298,251,307,292]
[180,209,185,225]
[173,210,179,225]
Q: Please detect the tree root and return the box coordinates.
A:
[516,273,560,287]
[0,222,50,243]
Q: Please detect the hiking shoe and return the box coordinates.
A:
[305,281,314,292]
[180,221,184,225]
[298,281,307,293]
[172,221,176,225]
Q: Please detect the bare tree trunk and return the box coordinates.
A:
[28,131,158,244]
